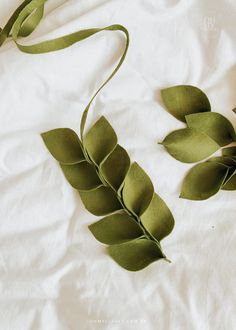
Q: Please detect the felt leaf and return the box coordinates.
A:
[180,162,229,200]
[141,193,175,241]
[83,116,117,165]
[41,128,85,164]
[186,112,236,147]
[107,238,164,271]
[79,186,122,216]
[233,108,236,114]
[207,156,236,167]
[222,166,236,186]
[122,162,154,216]
[222,170,236,190]
[222,147,236,157]
[89,213,143,245]
[161,128,220,163]
[161,85,211,122]
[60,161,102,191]
[100,144,130,190]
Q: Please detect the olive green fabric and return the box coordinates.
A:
[107,238,165,272]
[185,112,236,147]
[60,162,102,191]
[41,128,85,164]
[79,186,122,216]
[0,0,129,138]
[89,213,144,245]
[180,162,229,200]
[83,116,118,165]
[222,170,236,190]
[0,0,33,46]
[18,4,44,37]
[160,84,236,200]
[161,85,211,122]
[140,193,175,241]
[207,156,236,167]
[222,146,236,157]
[122,163,154,216]
[161,128,220,163]
[100,144,130,191]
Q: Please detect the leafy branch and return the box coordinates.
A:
[160,85,236,200]
[42,116,174,271]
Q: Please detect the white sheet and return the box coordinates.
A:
[0,0,236,329]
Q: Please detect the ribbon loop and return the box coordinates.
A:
[0,0,129,138]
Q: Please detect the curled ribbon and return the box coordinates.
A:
[0,0,129,137]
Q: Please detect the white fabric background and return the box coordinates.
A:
[0,0,235,329]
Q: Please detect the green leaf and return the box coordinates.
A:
[141,193,175,241]
[233,108,236,114]
[100,144,130,190]
[207,156,236,167]
[180,162,229,200]
[122,162,154,216]
[83,116,117,165]
[161,85,211,122]
[79,186,122,216]
[41,128,85,164]
[222,170,236,190]
[207,157,236,188]
[222,146,236,157]
[89,213,143,245]
[60,161,102,191]
[161,128,220,163]
[107,238,164,271]
[186,112,236,147]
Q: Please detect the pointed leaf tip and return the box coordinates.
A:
[161,85,211,122]
[41,128,85,164]
[162,128,220,163]
[122,162,154,216]
[181,162,229,200]
[186,112,236,147]
[60,161,102,191]
[107,238,165,271]
[84,116,117,165]
[89,213,143,245]
[79,186,122,216]
[100,144,130,191]
[141,193,175,241]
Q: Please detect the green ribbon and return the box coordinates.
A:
[0,0,129,139]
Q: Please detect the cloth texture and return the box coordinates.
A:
[0,0,235,329]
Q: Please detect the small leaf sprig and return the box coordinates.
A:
[42,116,175,271]
[160,85,236,200]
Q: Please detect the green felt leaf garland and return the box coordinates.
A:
[160,85,236,200]
[0,1,175,271]
[42,117,175,271]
